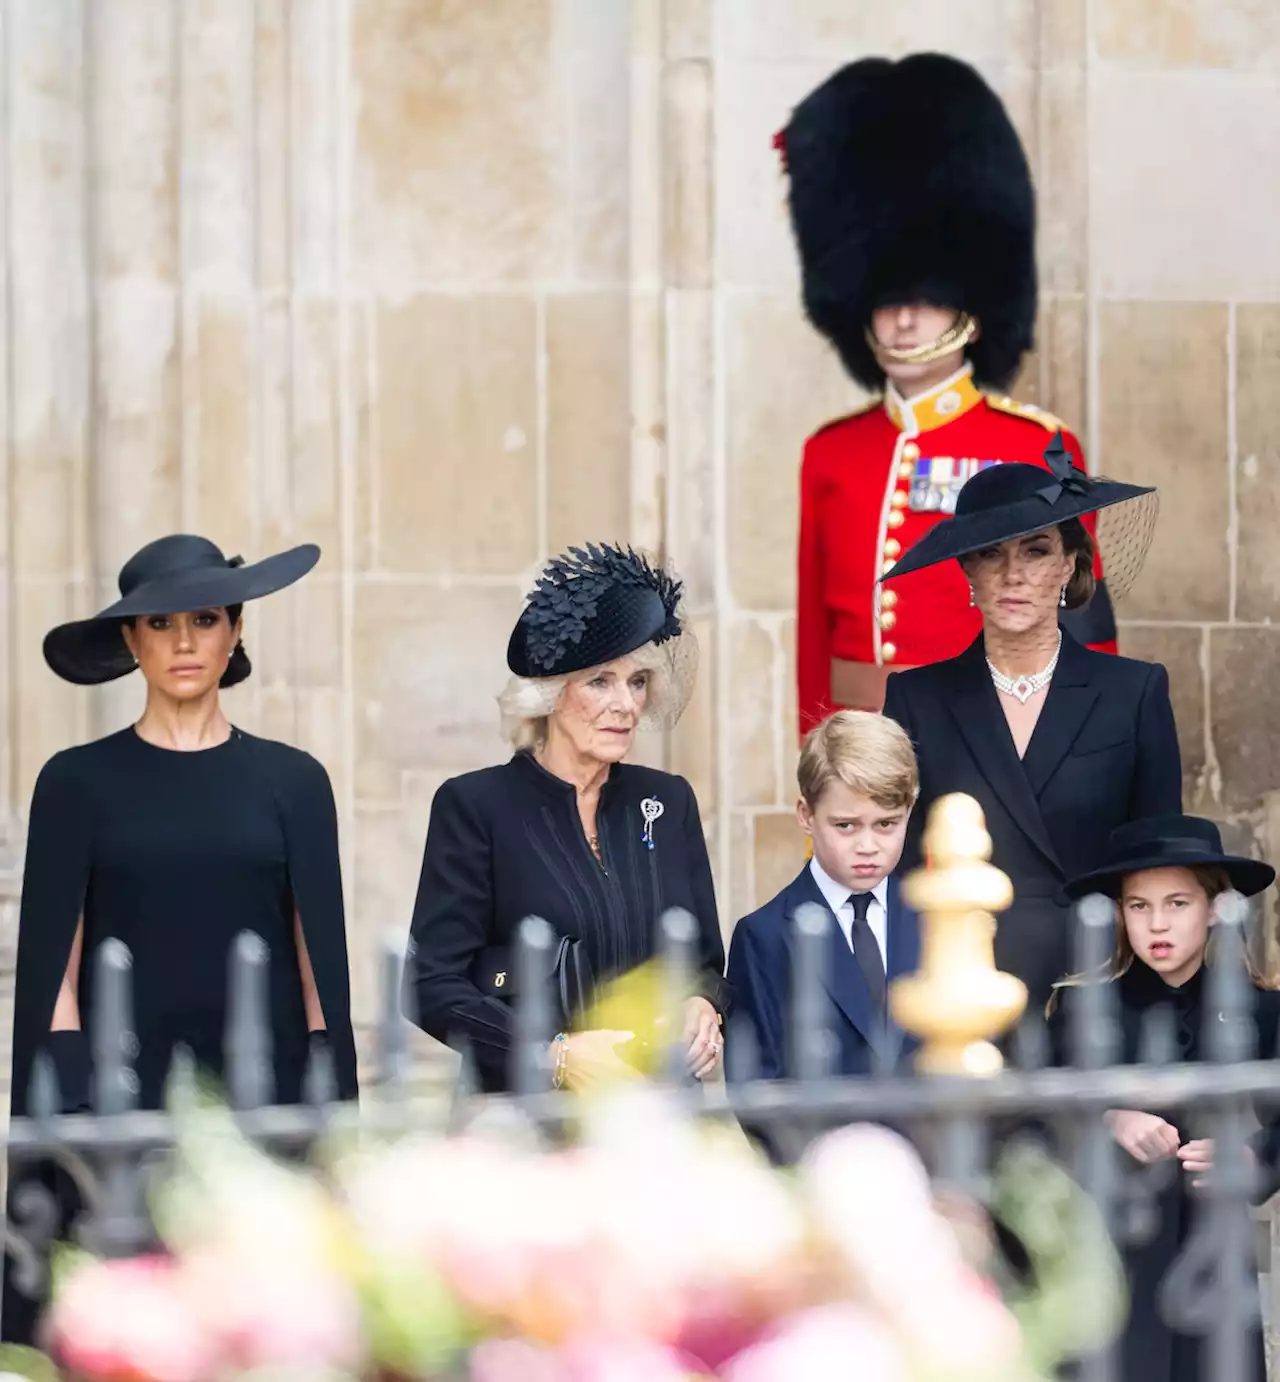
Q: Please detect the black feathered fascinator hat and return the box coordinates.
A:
[881,434,1160,601]
[44,534,319,685]
[776,52,1037,391]
[507,543,698,728]
[1064,816,1275,901]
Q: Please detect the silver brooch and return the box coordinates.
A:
[640,797,664,850]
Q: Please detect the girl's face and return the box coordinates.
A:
[1120,865,1214,987]
[547,656,651,765]
[121,608,239,702]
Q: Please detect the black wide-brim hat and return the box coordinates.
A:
[507,543,685,679]
[1065,815,1276,901]
[44,534,320,685]
[777,53,1036,391]
[880,435,1159,601]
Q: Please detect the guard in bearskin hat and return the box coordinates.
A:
[776,53,1118,729]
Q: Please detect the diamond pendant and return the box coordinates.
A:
[1009,676,1035,704]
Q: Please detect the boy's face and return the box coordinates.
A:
[797,780,910,894]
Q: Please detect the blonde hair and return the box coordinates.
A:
[497,641,674,752]
[797,710,919,813]
[1047,864,1279,1015]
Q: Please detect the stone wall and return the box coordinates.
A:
[0,0,1278,1080]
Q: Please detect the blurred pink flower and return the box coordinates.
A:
[45,1256,219,1382]
[897,1271,1025,1378]
[469,1335,706,1382]
[182,1246,364,1372]
[724,1305,905,1382]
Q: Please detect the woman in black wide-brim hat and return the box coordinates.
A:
[3,535,358,1343]
[1046,817,1280,1382]
[880,439,1182,1009]
[403,542,729,1095]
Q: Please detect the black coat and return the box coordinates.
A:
[405,752,728,1091]
[882,632,1182,1008]
[1050,964,1280,1382]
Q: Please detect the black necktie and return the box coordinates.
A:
[849,892,886,1015]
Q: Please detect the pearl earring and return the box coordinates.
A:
[1059,584,1068,608]
[968,586,975,608]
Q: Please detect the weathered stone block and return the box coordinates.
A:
[729,618,779,809]
[1116,623,1207,804]
[1209,628,1280,811]
[1093,70,1280,299]
[1099,302,1229,621]
[370,295,538,576]
[1095,0,1280,70]
[726,292,863,611]
[1234,305,1280,624]
[352,579,521,801]
[351,0,562,286]
[546,293,630,554]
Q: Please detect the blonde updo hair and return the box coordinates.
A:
[497,634,696,752]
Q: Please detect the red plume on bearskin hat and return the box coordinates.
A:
[777,53,1036,392]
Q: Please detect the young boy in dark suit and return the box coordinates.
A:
[728,710,920,1080]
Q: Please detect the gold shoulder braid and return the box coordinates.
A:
[985,394,1068,434]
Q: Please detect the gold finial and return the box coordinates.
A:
[890,794,1027,1076]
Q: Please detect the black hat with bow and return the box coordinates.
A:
[1064,816,1275,901]
[44,535,320,685]
[775,52,1038,391]
[880,434,1158,599]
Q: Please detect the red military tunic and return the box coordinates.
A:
[797,365,1115,733]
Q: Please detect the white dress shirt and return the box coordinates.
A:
[808,857,889,968]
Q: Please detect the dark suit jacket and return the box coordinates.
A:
[404,752,729,1092]
[726,865,920,1080]
[882,631,1182,1009]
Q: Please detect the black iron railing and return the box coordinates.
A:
[3,894,1279,1382]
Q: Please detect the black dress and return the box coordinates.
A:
[1050,964,1280,1382]
[883,631,1182,1008]
[405,752,729,1091]
[3,727,357,1342]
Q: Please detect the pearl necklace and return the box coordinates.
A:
[987,631,1062,705]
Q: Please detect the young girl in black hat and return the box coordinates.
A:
[4,535,358,1342]
[1050,815,1280,1382]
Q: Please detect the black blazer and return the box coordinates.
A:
[882,632,1182,1007]
[405,752,728,1091]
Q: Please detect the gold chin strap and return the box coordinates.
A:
[866,311,978,366]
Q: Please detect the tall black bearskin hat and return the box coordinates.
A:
[777,52,1037,392]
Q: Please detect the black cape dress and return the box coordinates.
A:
[3,726,358,1342]
[1050,963,1280,1382]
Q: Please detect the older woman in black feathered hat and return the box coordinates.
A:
[881,445,1181,1010]
[3,535,358,1343]
[1045,817,1280,1382]
[404,543,728,1094]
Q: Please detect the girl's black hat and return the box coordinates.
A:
[881,434,1158,600]
[1064,815,1276,901]
[44,534,319,685]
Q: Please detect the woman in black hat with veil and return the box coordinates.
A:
[881,442,1180,1009]
[404,542,728,1095]
[3,534,357,1343]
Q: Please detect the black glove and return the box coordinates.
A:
[44,1031,92,1114]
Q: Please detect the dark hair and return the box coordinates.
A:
[220,603,252,689]
[122,603,252,690]
[1059,519,1096,610]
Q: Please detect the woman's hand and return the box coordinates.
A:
[1178,1138,1214,1179]
[1104,1109,1180,1163]
[683,996,723,1081]
[556,1030,641,1093]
